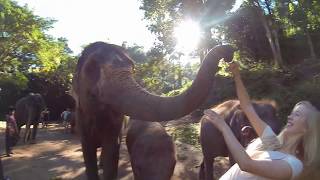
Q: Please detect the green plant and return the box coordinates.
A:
[166,123,201,149]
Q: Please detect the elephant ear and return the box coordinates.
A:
[33,94,45,108]
[83,53,101,84]
[229,110,244,141]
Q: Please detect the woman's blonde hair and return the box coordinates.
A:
[296,101,320,166]
[247,101,320,168]
[292,101,320,179]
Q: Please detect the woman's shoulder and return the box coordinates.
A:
[261,125,277,138]
[283,154,303,179]
[283,153,303,167]
[268,151,303,179]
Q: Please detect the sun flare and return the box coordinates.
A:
[174,20,201,54]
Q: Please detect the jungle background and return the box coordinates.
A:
[1,0,320,148]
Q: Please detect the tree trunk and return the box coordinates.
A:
[262,16,280,67]
[177,63,182,88]
[200,51,205,63]
[199,27,212,63]
[252,1,283,68]
[306,30,317,60]
[272,27,284,67]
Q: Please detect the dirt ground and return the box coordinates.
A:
[0,119,229,180]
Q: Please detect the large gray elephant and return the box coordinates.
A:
[126,119,176,180]
[71,42,235,180]
[15,93,46,143]
[199,100,282,180]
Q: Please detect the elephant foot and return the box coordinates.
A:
[29,140,37,144]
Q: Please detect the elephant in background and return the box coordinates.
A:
[15,93,46,143]
[199,100,282,180]
[126,119,176,180]
[71,41,234,180]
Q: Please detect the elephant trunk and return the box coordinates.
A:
[107,50,225,122]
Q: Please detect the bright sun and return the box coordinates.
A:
[174,20,201,54]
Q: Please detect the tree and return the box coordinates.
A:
[243,0,284,68]
[277,0,320,60]
[0,0,56,73]
[140,0,235,61]
[0,0,75,118]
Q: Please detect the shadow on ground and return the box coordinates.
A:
[0,121,229,180]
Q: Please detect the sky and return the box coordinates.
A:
[15,0,244,58]
[16,0,156,55]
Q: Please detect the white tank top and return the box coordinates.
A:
[220,126,303,180]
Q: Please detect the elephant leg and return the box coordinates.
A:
[0,157,4,180]
[17,126,22,139]
[199,160,205,180]
[82,140,99,180]
[204,157,214,180]
[101,136,120,180]
[27,131,31,141]
[30,123,39,143]
[23,124,31,143]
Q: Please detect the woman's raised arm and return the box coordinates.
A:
[229,62,267,137]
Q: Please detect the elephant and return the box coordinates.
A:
[199,100,282,180]
[0,158,4,180]
[71,41,235,180]
[126,119,176,180]
[15,93,46,143]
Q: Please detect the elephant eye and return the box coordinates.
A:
[111,53,133,68]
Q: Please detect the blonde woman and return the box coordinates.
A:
[203,62,320,179]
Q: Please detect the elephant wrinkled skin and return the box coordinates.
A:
[71,42,235,180]
[199,100,282,180]
[126,120,176,180]
[15,93,46,143]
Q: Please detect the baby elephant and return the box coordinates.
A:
[199,100,282,180]
[126,119,176,180]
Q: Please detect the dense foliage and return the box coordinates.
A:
[0,0,76,119]
[0,0,319,124]
[139,0,320,121]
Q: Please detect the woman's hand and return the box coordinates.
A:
[228,62,240,76]
[203,109,227,132]
[228,61,268,137]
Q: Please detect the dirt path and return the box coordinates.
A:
[0,121,229,180]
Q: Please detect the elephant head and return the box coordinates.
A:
[229,110,256,147]
[230,101,281,147]
[28,93,46,112]
[15,93,46,143]
[72,42,235,122]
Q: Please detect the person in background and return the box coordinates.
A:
[5,106,19,157]
[40,108,50,128]
[61,108,71,132]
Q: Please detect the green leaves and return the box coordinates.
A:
[0,0,75,117]
[0,0,72,75]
